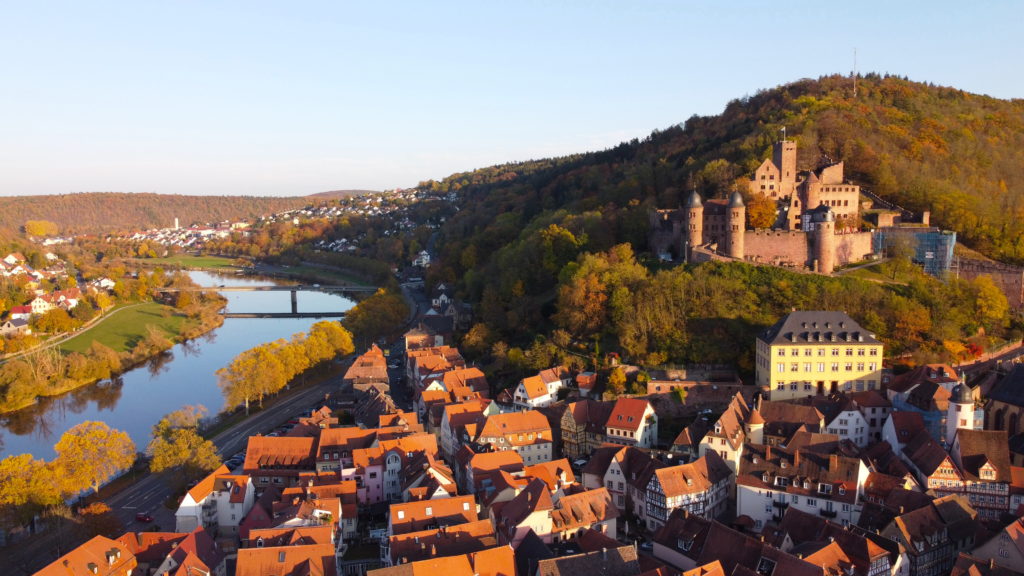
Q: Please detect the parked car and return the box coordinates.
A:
[135,512,153,523]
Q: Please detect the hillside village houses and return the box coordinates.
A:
[45,305,1024,576]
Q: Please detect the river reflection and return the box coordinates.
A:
[0,271,356,459]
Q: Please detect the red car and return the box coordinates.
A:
[135,512,153,523]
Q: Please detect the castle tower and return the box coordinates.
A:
[685,191,704,260]
[727,191,745,260]
[803,170,822,213]
[815,207,836,274]
[773,140,798,185]
[947,383,982,446]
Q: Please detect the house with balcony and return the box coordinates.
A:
[175,464,255,536]
[736,443,869,529]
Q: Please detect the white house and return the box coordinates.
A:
[175,465,255,535]
[605,398,658,448]
[735,443,869,530]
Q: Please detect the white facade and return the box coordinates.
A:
[825,409,870,448]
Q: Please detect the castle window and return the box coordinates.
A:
[761,185,766,190]
[817,349,825,357]
[791,363,799,372]
[804,349,812,357]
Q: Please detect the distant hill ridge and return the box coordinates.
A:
[0,192,331,234]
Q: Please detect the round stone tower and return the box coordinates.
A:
[804,170,822,213]
[727,191,745,260]
[815,207,836,274]
[685,191,704,259]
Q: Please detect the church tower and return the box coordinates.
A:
[947,382,983,446]
[727,191,745,260]
[685,191,704,260]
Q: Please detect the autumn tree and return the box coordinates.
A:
[148,406,221,477]
[53,421,136,495]
[605,366,627,398]
[342,288,409,348]
[746,195,777,229]
[972,275,1009,333]
[24,220,59,237]
[75,502,124,539]
[0,454,61,529]
[217,345,285,413]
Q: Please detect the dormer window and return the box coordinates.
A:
[838,486,846,496]
[818,483,833,495]
[775,477,789,487]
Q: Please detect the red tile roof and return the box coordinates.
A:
[236,543,337,576]
[390,494,479,535]
[186,464,230,502]
[37,535,137,576]
[607,398,652,432]
[244,436,316,470]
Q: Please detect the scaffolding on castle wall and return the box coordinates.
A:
[873,227,957,277]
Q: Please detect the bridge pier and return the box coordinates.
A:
[291,289,298,314]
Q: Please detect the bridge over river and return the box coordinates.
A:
[159,284,370,317]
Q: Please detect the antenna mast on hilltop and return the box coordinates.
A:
[853,48,858,98]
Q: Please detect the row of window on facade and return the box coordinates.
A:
[777,362,878,372]
[775,381,877,392]
[778,347,877,357]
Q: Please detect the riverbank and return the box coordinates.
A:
[0,296,226,415]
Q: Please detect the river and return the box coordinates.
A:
[0,271,356,460]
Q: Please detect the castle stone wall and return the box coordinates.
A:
[743,230,809,267]
[833,231,875,267]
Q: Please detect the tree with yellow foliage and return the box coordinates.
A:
[53,421,135,495]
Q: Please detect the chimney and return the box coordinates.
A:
[602,547,607,560]
[765,445,771,461]
[431,544,437,557]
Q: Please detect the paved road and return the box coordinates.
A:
[962,341,1024,380]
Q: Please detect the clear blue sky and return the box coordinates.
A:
[1,1,1020,197]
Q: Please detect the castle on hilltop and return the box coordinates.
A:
[750,140,861,230]
[650,140,875,274]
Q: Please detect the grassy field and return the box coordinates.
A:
[60,302,188,354]
[132,254,240,269]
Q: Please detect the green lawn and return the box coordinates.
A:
[133,254,240,269]
[60,302,188,354]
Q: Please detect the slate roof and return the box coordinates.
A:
[989,365,1024,407]
[758,311,880,347]
[955,429,1012,482]
[536,545,640,576]
[652,511,821,576]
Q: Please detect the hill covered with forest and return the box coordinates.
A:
[422,74,1024,374]
[0,192,321,234]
